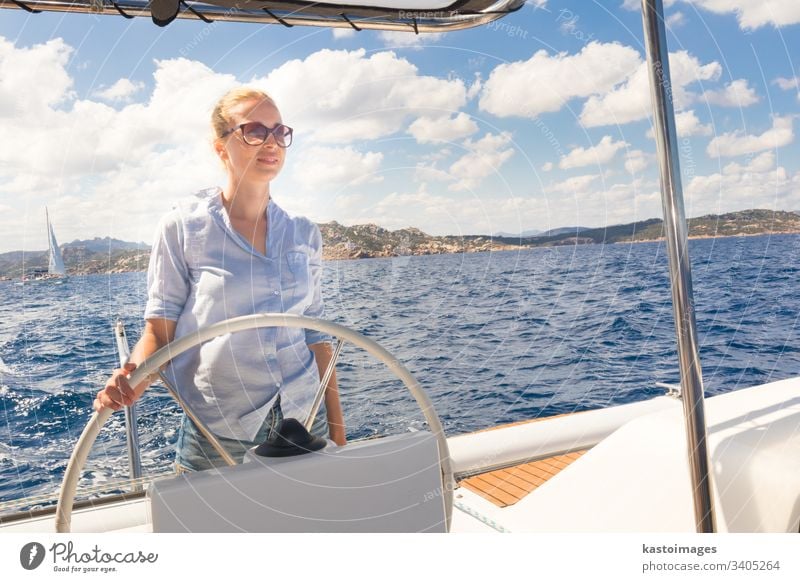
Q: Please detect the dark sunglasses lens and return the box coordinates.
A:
[241,122,268,145]
[274,125,292,147]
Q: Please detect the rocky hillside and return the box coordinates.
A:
[1,209,798,279]
[621,209,800,242]
[319,222,519,260]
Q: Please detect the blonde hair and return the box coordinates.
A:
[211,87,277,139]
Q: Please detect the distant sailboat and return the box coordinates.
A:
[22,208,67,282]
[46,207,66,277]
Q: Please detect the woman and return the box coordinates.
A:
[94,88,346,472]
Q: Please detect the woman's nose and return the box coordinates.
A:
[262,133,280,147]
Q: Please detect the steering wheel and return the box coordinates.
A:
[55,314,454,532]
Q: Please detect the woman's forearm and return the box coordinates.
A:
[324,384,346,445]
[128,319,177,393]
[310,342,346,445]
[96,318,176,412]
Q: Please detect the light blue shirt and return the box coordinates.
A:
[144,187,328,441]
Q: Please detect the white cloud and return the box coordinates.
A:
[332,29,357,40]
[93,78,145,102]
[667,11,687,27]
[338,186,547,237]
[414,163,452,182]
[702,78,759,107]
[559,135,628,169]
[646,110,712,138]
[686,151,799,217]
[345,188,457,232]
[675,110,713,137]
[377,31,445,48]
[533,173,665,229]
[5,40,456,250]
[624,150,652,175]
[722,151,776,174]
[773,76,800,102]
[479,42,641,118]
[428,147,453,162]
[545,174,600,194]
[408,113,479,144]
[333,184,501,236]
[291,146,384,191]
[580,51,721,127]
[686,0,800,30]
[542,162,554,172]
[448,132,515,192]
[329,179,662,241]
[773,76,799,91]
[466,75,482,100]
[258,49,467,143]
[0,56,232,181]
[706,115,794,157]
[562,177,662,225]
[623,0,800,29]
[0,37,74,117]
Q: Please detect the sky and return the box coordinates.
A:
[0,0,799,252]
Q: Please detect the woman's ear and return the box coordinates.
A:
[214,140,228,161]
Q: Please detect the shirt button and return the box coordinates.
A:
[273,290,279,295]
[276,382,282,388]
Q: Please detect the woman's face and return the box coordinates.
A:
[216,98,287,186]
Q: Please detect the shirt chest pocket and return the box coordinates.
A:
[280,251,312,311]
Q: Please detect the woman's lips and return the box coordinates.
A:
[257,156,279,164]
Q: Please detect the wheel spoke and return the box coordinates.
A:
[158,372,237,466]
[305,338,346,430]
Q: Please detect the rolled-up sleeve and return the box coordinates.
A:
[303,224,330,345]
[144,212,190,321]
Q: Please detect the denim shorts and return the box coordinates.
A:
[174,397,328,473]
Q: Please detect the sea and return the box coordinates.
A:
[1,233,798,507]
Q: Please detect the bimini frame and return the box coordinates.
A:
[2,0,714,532]
[0,0,526,31]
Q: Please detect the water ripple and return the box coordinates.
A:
[0,234,798,504]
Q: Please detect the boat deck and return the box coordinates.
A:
[461,450,587,507]
[456,412,589,507]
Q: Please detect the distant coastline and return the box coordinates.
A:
[1,209,798,280]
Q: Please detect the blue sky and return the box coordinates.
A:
[0,0,798,252]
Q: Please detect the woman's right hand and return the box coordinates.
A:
[94,362,139,413]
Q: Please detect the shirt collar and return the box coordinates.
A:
[206,186,276,259]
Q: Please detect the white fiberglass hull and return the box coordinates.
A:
[2,377,798,533]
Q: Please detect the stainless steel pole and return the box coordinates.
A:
[114,320,143,490]
[640,0,715,532]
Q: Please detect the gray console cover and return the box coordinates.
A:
[149,431,446,532]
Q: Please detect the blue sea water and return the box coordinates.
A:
[0,234,798,506]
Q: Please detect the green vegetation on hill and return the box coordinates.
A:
[1,209,798,279]
[627,209,800,241]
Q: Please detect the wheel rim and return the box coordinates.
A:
[55,314,454,532]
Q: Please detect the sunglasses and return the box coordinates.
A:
[221,122,293,148]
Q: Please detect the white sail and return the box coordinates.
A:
[46,208,66,276]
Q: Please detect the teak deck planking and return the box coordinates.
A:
[459,413,589,507]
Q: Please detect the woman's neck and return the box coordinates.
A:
[222,178,270,222]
